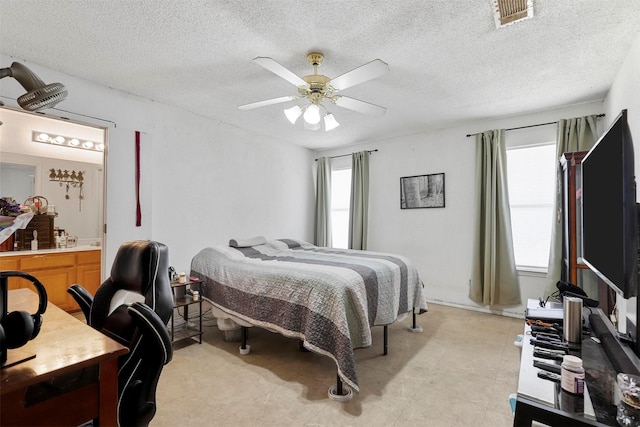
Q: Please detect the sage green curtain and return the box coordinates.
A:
[470,130,521,306]
[348,151,369,250]
[545,115,599,295]
[314,157,332,247]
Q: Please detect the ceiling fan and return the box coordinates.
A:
[238,52,389,131]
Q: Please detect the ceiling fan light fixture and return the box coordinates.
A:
[324,113,340,131]
[241,53,389,131]
[284,105,303,124]
[304,120,321,131]
[303,104,321,125]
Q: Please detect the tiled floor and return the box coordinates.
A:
[153,303,524,426]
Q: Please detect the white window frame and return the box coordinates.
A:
[506,140,556,273]
[330,157,351,249]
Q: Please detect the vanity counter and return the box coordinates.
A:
[0,245,101,257]
[0,247,102,312]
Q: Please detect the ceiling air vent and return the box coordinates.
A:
[493,0,533,28]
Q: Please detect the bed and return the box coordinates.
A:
[189,237,428,398]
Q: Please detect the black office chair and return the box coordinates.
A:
[119,302,173,427]
[68,240,173,345]
[68,240,174,427]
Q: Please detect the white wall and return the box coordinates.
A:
[317,101,605,318]
[604,33,640,192]
[603,31,640,331]
[0,53,316,275]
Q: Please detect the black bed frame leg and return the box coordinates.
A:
[407,309,423,333]
[238,326,251,355]
[241,326,248,349]
[328,372,353,401]
[383,325,388,355]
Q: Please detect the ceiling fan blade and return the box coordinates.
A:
[238,95,297,110]
[334,96,387,115]
[253,57,308,87]
[330,59,389,91]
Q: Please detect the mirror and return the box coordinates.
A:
[0,163,35,202]
[0,107,106,248]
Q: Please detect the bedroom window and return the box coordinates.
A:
[331,168,352,249]
[506,143,556,271]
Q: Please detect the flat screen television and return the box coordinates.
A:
[582,109,640,361]
[581,109,638,299]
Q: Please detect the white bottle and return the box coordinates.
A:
[561,355,585,395]
[31,230,38,251]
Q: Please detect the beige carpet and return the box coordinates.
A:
[153,303,523,426]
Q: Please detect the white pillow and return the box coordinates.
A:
[228,236,267,248]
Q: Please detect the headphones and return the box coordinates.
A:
[1,271,48,366]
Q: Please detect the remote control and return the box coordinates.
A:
[533,348,565,361]
[530,339,569,353]
[533,360,562,375]
[532,333,563,343]
[537,370,561,382]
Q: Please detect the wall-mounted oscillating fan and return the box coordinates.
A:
[238,52,389,131]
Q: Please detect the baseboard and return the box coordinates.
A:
[426,298,525,319]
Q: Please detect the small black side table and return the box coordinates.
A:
[169,279,203,345]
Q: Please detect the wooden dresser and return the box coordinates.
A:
[0,248,101,312]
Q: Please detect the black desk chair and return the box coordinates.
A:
[119,302,173,427]
[69,240,173,343]
[68,240,174,427]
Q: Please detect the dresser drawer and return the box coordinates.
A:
[19,253,76,270]
[0,257,20,270]
[76,250,101,265]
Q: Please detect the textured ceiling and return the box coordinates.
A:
[1,1,639,150]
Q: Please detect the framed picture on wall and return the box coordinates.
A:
[400,173,445,209]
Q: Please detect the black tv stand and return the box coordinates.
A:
[590,313,640,377]
[515,309,629,426]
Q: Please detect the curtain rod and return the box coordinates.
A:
[315,149,378,161]
[465,113,605,138]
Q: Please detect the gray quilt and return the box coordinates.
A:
[190,238,428,392]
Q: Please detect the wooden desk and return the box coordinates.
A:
[1,288,129,426]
